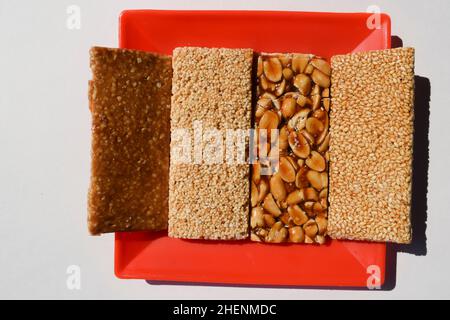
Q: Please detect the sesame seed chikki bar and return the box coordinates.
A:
[88,47,172,234]
[251,53,331,244]
[168,47,253,240]
[328,47,415,244]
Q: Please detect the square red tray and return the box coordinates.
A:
[115,10,390,287]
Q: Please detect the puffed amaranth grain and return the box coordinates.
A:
[328,47,415,244]
[88,46,172,235]
[169,47,253,240]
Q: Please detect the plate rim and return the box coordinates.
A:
[114,9,390,288]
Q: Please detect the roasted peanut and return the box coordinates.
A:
[315,234,326,244]
[282,67,294,80]
[313,202,324,216]
[296,95,311,107]
[311,69,330,88]
[267,221,288,243]
[303,219,318,238]
[258,178,270,203]
[306,151,326,172]
[306,117,324,136]
[288,131,310,158]
[289,226,305,243]
[252,162,261,184]
[264,214,276,227]
[292,54,310,73]
[263,193,282,217]
[257,96,272,109]
[275,79,286,97]
[257,228,268,237]
[279,126,289,150]
[288,108,310,132]
[259,110,279,130]
[281,97,297,119]
[317,133,330,152]
[315,215,327,235]
[277,55,290,67]
[263,57,283,82]
[279,156,296,183]
[311,84,321,96]
[279,212,290,225]
[320,172,328,188]
[287,189,304,205]
[295,166,309,188]
[261,92,280,109]
[257,56,263,77]
[251,181,258,207]
[270,173,287,202]
[251,233,262,242]
[287,205,309,226]
[319,188,328,199]
[255,97,272,118]
[304,235,314,244]
[294,74,312,96]
[314,110,329,145]
[251,207,265,228]
[306,170,323,190]
[320,197,328,209]
[304,63,314,75]
[303,201,315,217]
[322,98,330,112]
[303,187,319,202]
[285,156,298,170]
[252,54,331,244]
[260,74,274,91]
[301,131,314,147]
[311,58,331,76]
[312,94,321,111]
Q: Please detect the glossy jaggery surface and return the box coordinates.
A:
[88,47,172,234]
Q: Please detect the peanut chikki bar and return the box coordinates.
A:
[328,48,415,244]
[251,53,331,244]
[88,47,172,235]
[168,47,253,240]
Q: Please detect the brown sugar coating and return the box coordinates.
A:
[168,47,253,240]
[328,47,415,244]
[88,46,172,235]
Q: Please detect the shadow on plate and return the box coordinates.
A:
[146,279,389,291]
[366,36,431,291]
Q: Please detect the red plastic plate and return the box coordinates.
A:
[115,10,390,287]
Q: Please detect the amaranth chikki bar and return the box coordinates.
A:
[168,47,253,240]
[88,46,172,235]
[251,53,331,244]
[328,47,415,244]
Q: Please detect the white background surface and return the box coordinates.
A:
[0,0,449,299]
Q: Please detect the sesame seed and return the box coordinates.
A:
[327,48,414,244]
[168,47,252,240]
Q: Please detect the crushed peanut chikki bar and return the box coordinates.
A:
[87,47,172,235]
[168,47,253,240]
[251,53,331,244]
[328,48,415,244]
